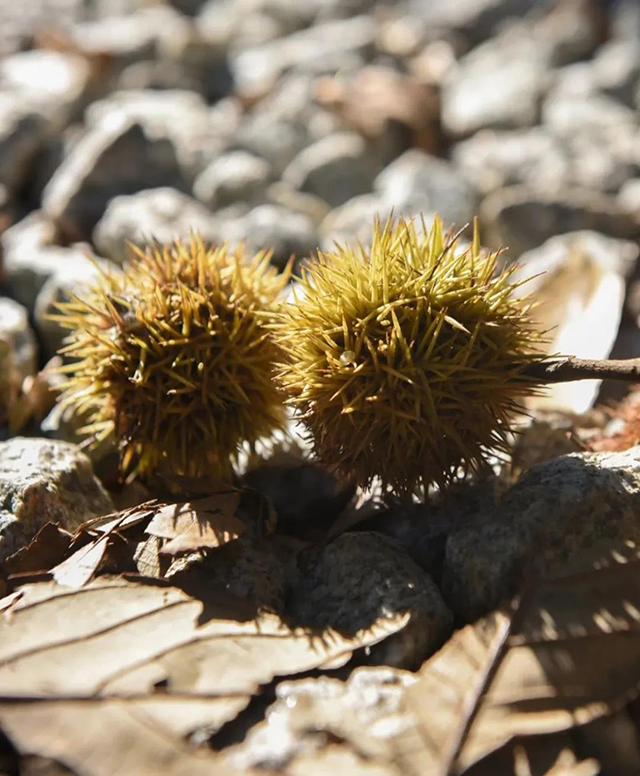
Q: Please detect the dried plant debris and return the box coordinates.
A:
[277,216,546,497]
[51,236,290,482]
[0,576,410,776]
[588,388,640,452]
[397,546,640,775]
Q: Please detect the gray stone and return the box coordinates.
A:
[408,0,538,48]
[93,187,220,265]
[0,298,37,382]
[593,40,640,106]
[542,94,637,137]
[233,114,308,176]
[374,149,477,229]
[0,437,113,545]
[42,119,188,242]
[230,15,375,94]
[0,511,27,564]
[441,27,550,137]
[443,447,640,622]
[84,90,221,181]
[33,252,118,363]
[265,181,330,225]
[514,230,639,280]
[222,204,318,270]
[231,75,340,174]
[528,0,607,67]
[283,132,378,208]
[453,128,569,196]
[229,667,417,771]
[319,193,387,250]
[618,178,640,214]
[167,537,286,613]
[0,50,91,131]
[0,96,48,195]
[193,151,272,210]
[69,7,189,69]
[481,185,640,258]
[0,214,99,314]
[288,531,452,669]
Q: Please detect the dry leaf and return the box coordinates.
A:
[516,242,627,414]
[3,522,72,576]
[397,551,640,774]
[0,576,409,775]
[145,493,245,555]
[50,512,132,588]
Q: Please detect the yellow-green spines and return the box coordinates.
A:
[276,216,546,496]
[52,236,289,481]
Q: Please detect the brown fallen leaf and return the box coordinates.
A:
[145,493,245,555]
[0,575,408,699]
[3,522,72,576]
[0,576,409,775]
[397,549,640,775]
[0,700,234,776]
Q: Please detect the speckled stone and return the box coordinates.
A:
[0,437,113,541]
[443,446,640,622]
[288,531,452,669]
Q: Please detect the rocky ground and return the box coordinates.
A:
[2,0,640,774]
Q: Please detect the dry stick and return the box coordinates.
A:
[524,357,640,384]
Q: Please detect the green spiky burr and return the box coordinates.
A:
[275,215,547,497]
[51,235,289,482]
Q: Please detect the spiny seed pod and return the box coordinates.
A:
[276,216,547,496]
[52,236,289,482]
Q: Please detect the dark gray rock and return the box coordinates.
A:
[193,151,272,209]
[481,185,640,257]
[42,119,188,241]
[283,132,379,208]
[0,511,27,564]
[0,97,49,195]
[222,204,318,269]
[92,187,220,265]
[443,447,640,622]
[288,531,452,669]
[441,27,551,137]
[0,437,113,548]
[374,149,477,229]
[167,536,287,613]
[84,89,221,181]
[0,298,37,383]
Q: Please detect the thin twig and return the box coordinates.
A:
[524,357,640,384]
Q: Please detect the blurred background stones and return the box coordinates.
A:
[0,0,638,424]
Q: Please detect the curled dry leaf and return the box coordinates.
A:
[0,576,410,775]
[395,545,640,775]
[515,243,627,414]
[3,522,72,576]
[38,491,253,590]
[145,492,245,555]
